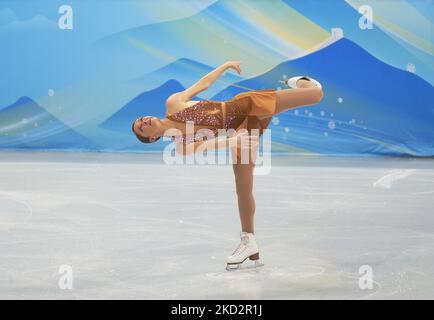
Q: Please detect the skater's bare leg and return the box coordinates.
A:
[232,161,255,234]
[274,79,323,115]
[227,159,263,270]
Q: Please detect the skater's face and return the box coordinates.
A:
[132,116,161,143]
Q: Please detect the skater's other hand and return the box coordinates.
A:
[229,131,259,164]
[224,61,242,74]
[231,130,259,150]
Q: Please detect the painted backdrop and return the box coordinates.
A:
[1,0,433,156]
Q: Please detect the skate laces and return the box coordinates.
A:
[231,235,249,256]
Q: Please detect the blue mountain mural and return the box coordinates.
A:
[1,1,432,156]
[282,0,434,85]
[129,58,243,99]
[212,38,434,156]
[0,97,96,150]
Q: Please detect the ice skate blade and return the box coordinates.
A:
[226,260,264,272]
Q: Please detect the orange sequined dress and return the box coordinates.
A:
[166,89,277,144]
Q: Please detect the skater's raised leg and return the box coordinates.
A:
[274,78,324,115]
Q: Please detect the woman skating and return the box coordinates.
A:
[132,61,324,270]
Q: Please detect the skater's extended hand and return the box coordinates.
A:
[230,130,259,150]
[228,130,259,164]
[224,61,242,74]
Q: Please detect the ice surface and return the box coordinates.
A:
[0,151,433,299]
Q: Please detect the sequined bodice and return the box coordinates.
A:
[166,100,223,128]
[166,100,249,143]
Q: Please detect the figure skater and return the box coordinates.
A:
[132,61,323,271]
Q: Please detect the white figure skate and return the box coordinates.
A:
[283,75,323,89]
[226,232,264,271]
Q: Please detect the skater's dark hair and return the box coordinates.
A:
[132,120,161,144]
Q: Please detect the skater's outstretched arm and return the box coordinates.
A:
[167,61,242,104]
[197,60,241,89]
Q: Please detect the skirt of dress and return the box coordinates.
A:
[225,90,276,163]
[234,115,271,136]
[227,89,277,117]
